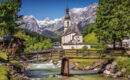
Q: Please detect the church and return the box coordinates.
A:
[61,8,92,49]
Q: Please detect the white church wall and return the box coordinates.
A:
[64,20,71,27]
[62,33,76,44]
[73,36,83,43]
[62,44,91,49]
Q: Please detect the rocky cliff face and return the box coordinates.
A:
[18,3,97,38]
[18,16,39,32]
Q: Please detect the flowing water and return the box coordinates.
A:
[24,61,128,80]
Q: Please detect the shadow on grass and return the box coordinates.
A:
[0,57,7,63]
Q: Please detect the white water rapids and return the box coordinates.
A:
[24,61,60,80]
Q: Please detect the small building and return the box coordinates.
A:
[61,8,94,49]
[52,42,61,49]
[0,36,25,53]
[107,39,130,49]
[122,39,130,48]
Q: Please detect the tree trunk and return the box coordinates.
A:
[120,40,123,49]
[113,41,116,50]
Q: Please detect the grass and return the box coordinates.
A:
[0,65,18,80]
[65,76,129,80]
[115,57,130,76]
[0,52,19,63]
[0,53,7,63]
[0,66,9,80]
[45,75,128,80]
[52,49,128,68]
[70,59,102,67]
[0,53,7,60]
[83,32,98,44]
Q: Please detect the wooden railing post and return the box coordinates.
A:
[37,52,38,61]
[88,50,90,57]
[76,49,78,56]
[61,57,70,77]
[60,49,65,58]
[60,50,62,58]
[63,50,65,57]
[99,50,102,58]
[50,51,52,59]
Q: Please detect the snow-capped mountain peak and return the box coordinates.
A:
[19,3,98,38]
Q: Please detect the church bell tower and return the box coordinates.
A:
[64,8,71,32]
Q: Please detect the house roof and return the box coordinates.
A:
[0,36,25,43]
[62,23,82,36]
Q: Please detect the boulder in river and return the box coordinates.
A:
[114,72,123,77]
[104,70,111,75]
[128,75,130,79]
[105,64,111,70]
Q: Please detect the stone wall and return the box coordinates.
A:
[62,44,91,49]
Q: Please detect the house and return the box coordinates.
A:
[61,8,94,49]
[122,38,130,48]
[0,36,25,53]
[107,39,130,49]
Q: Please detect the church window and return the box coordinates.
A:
[67,21,69,26]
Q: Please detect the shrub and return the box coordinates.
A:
[115,57,130,76]
[83,32,98,44]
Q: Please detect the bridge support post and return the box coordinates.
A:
[61,57,70,77]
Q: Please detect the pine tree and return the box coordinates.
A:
[0,0,22,35]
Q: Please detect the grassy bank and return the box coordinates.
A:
[0,53,7,63]
[46,75,129,80]
[0,65,18,80]
[0,66,9,80]
[115,57,130,77]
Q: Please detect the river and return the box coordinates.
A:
[23,61,128,80]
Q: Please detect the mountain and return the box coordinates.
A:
[18,3,97,38]
[17,16,39,32]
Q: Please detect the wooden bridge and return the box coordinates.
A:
[15,49,125,63]
[13,49,125,77]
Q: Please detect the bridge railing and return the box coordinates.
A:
[11,49,126,62]
[62,49,126,58]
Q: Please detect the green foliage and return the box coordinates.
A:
[95,0,130,49]
[83,32,98,44]
[0,28,5,37]
[115,57,130,76]
[79,46,88,53]
[82,24,96,36]
[25,39,53,52]
[82,46,88,51]
[0,0,22,35]
[0,65,18,80]
[15,31,53,52]
[70,59,102,67]
[95,42,107,51]
[0,66,8,80]
[0,53,7,63]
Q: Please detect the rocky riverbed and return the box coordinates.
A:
[53,59,130,79]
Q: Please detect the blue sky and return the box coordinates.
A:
[0,0,98,20]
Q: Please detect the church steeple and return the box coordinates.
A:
[64,8,70,19]
[64,7,71,33]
